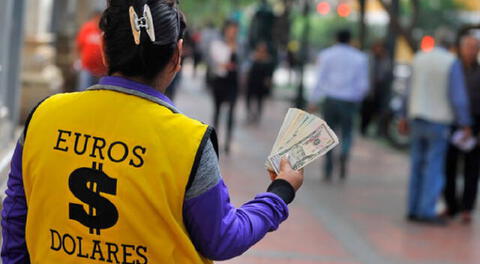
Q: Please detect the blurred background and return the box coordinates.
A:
[0,0,480,263]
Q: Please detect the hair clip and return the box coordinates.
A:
[129,4,156,45]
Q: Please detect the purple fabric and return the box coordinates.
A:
[99,76,175,106]
[1,143,29,263]
[183,180,289,260]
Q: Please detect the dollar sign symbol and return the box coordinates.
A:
[69,162,118,235]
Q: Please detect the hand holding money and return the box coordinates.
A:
[267,108,339,174]
[269,156,304,191]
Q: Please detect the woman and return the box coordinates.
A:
[1,1,303,263]
[210,21,239,154]
[246,42,274,124]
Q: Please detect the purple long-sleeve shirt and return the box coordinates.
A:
[1,76,292,262]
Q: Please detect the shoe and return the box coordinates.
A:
[224,145,231,156]
[439,209,456,219]
[324,163,333,182]
[406,214,419,222]
[339,156,348,179]
[415,216,448,226]
[461,212,472,224]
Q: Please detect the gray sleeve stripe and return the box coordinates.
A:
[186,126,214,191]
[185,138,222,200]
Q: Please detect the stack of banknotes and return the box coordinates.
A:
[266,108,339,174]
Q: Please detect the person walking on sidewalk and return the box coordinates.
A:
[444,34,480,223]
[210,20,240,154]
[308,29,369,180]
[400,33,472,225]
[246,42,274,124]
[360,41,392,137]
[1,1,304,263]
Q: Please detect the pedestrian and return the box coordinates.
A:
[246,42,274,124]
[307,29,369,180]
[210,20,240,154]
[191,29,202,78]
[400,32,472,225]
[360,41,392,137]
[76,10,107,91]
[200,22,220,89]
[286,41,299,87]
[1,1,304,263]
[444,34,480,223]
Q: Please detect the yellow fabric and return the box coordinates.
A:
[22,90,212,264]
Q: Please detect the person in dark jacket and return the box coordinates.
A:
[246,42,274,124]
[209,21,240,154]
[444,34,480,223]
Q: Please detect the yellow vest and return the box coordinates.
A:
[22,88,213,264]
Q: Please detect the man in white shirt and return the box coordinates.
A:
[308,30,369,180]
[400,34,472,225]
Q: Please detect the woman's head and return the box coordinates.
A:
[254,42,269,60]
[222,20,238,43]
[100,0,186,84]
[459,35,480,65]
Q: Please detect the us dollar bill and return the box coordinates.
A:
[268,123,338,174]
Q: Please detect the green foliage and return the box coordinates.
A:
[179,0,468,51]
[291,13,375,50]
[308,15,357,49]
[180,0,258,28]
[401,0,465,35]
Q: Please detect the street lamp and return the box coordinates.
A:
[295,0,311,109]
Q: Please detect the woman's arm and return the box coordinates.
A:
[1,142,30,263]
[183,139,295,261]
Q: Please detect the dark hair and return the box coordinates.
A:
[100,0,186,81]
[222,20,238,36]
[336,29,351,44]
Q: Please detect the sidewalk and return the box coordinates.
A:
[175,66,480,264]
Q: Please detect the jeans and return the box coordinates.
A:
[322,97,358,177]
[408,119,449,218]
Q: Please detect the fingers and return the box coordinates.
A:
[268,170,277,181]
[279,157,292,172]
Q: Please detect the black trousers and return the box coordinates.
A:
[444,122,480,214]
[212,77,237,152]
[360,83,389,136]
[246,86,265,121]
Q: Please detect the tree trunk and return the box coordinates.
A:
[378,0,419,52]
[358,0,367,50]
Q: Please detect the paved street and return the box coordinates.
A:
[175,66,480,264]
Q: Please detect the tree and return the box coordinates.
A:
[358,0,367,50]
[378,0,466,52]
[378,0,419,51]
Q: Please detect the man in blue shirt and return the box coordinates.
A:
[308,29,369,181]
